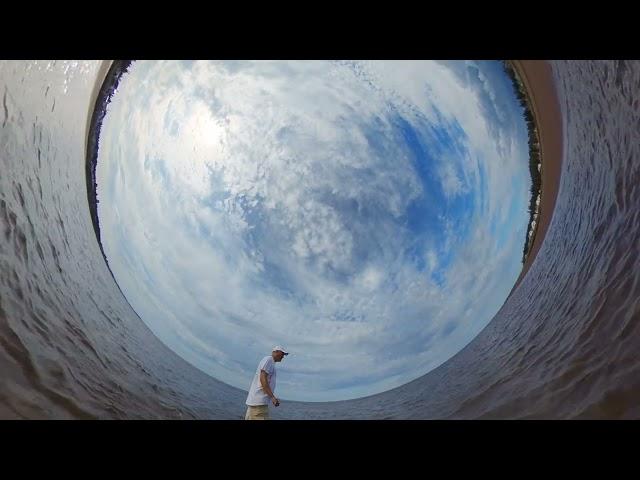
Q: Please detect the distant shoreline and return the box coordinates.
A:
[506,60,564,297]
[84,60,142,318]
[85,60,133,266]
[502,61,543,265]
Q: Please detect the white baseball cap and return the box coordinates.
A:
[272,345,289,355]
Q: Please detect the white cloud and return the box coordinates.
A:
[438,162,467,198]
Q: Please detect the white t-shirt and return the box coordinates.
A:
[245,355,277,406]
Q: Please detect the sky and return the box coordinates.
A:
[96,60,530,402]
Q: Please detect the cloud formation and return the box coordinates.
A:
[97,60,529,401]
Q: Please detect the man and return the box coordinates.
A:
[244,346,289,420]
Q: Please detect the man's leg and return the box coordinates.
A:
[245,405,270,420]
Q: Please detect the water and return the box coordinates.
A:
[0,60,638,419]
[0,60,247,419]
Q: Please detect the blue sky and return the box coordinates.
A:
[97,60,530,401]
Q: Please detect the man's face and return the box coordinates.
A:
[273,351,286,362]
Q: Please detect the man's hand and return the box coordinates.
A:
[271,396,280,407]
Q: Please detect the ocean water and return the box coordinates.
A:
[0,60,638,419]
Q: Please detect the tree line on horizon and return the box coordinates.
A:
[502,60,543,265]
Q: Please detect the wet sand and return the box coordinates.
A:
[84,60,113,160]
[508,60,564,295]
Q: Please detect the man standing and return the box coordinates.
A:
[244,346,289,420]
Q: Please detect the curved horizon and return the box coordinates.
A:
[0,59,638,418]
[94,60,531,401]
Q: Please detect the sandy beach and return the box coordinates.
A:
[508,60,564,295]
[85,60,113,159]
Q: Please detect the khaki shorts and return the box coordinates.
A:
[245,405,270,420]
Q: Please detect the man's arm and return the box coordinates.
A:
[260,370,280,406]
